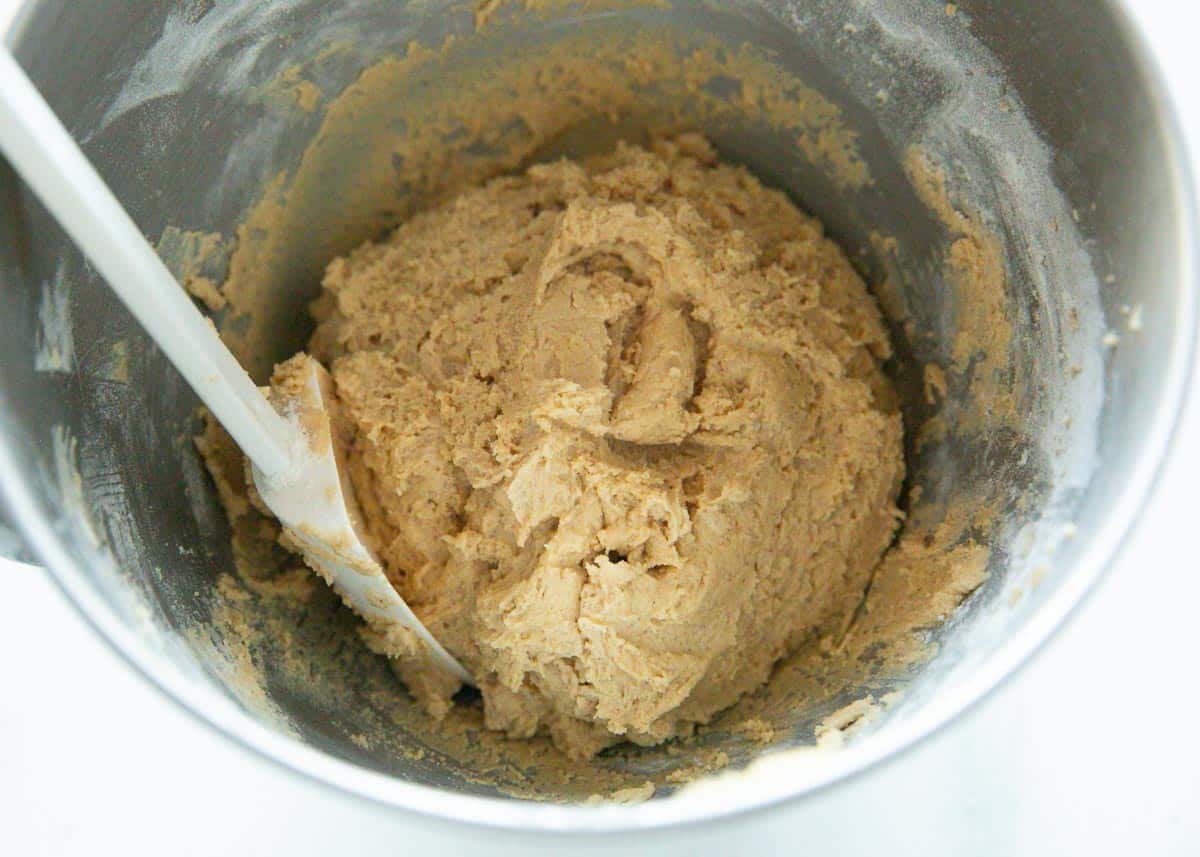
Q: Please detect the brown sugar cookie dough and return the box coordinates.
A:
[277,134,904,759]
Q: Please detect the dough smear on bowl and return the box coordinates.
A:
[266,134,905,759]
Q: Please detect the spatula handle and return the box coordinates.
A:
[0,49,296,480]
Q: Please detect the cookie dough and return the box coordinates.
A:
[284,134,904,758]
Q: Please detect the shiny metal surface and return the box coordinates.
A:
[0,0,1195,833]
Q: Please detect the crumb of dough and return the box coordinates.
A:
[585,781,656,805]
[665,749,732,784]
[814,696,881,749]
[262,134,904,759]
[923,363,948,406]
[731,717,779,745]
[186,275,227,311]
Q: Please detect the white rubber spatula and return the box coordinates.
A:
[0,49,472,685]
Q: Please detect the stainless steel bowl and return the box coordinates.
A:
[1,0,1195,833]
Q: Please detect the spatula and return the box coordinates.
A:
[0,48,472,685]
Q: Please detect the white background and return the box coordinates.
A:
[3,1,1199,854]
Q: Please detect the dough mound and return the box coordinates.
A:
[305,135,904,758]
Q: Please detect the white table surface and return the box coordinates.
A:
[3,1,1199,854]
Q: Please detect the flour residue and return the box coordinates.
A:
[34,264,74,375]
[474,0,670,31]
[92,0,317,138]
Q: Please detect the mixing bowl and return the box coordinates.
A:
[0,0,1195,833]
